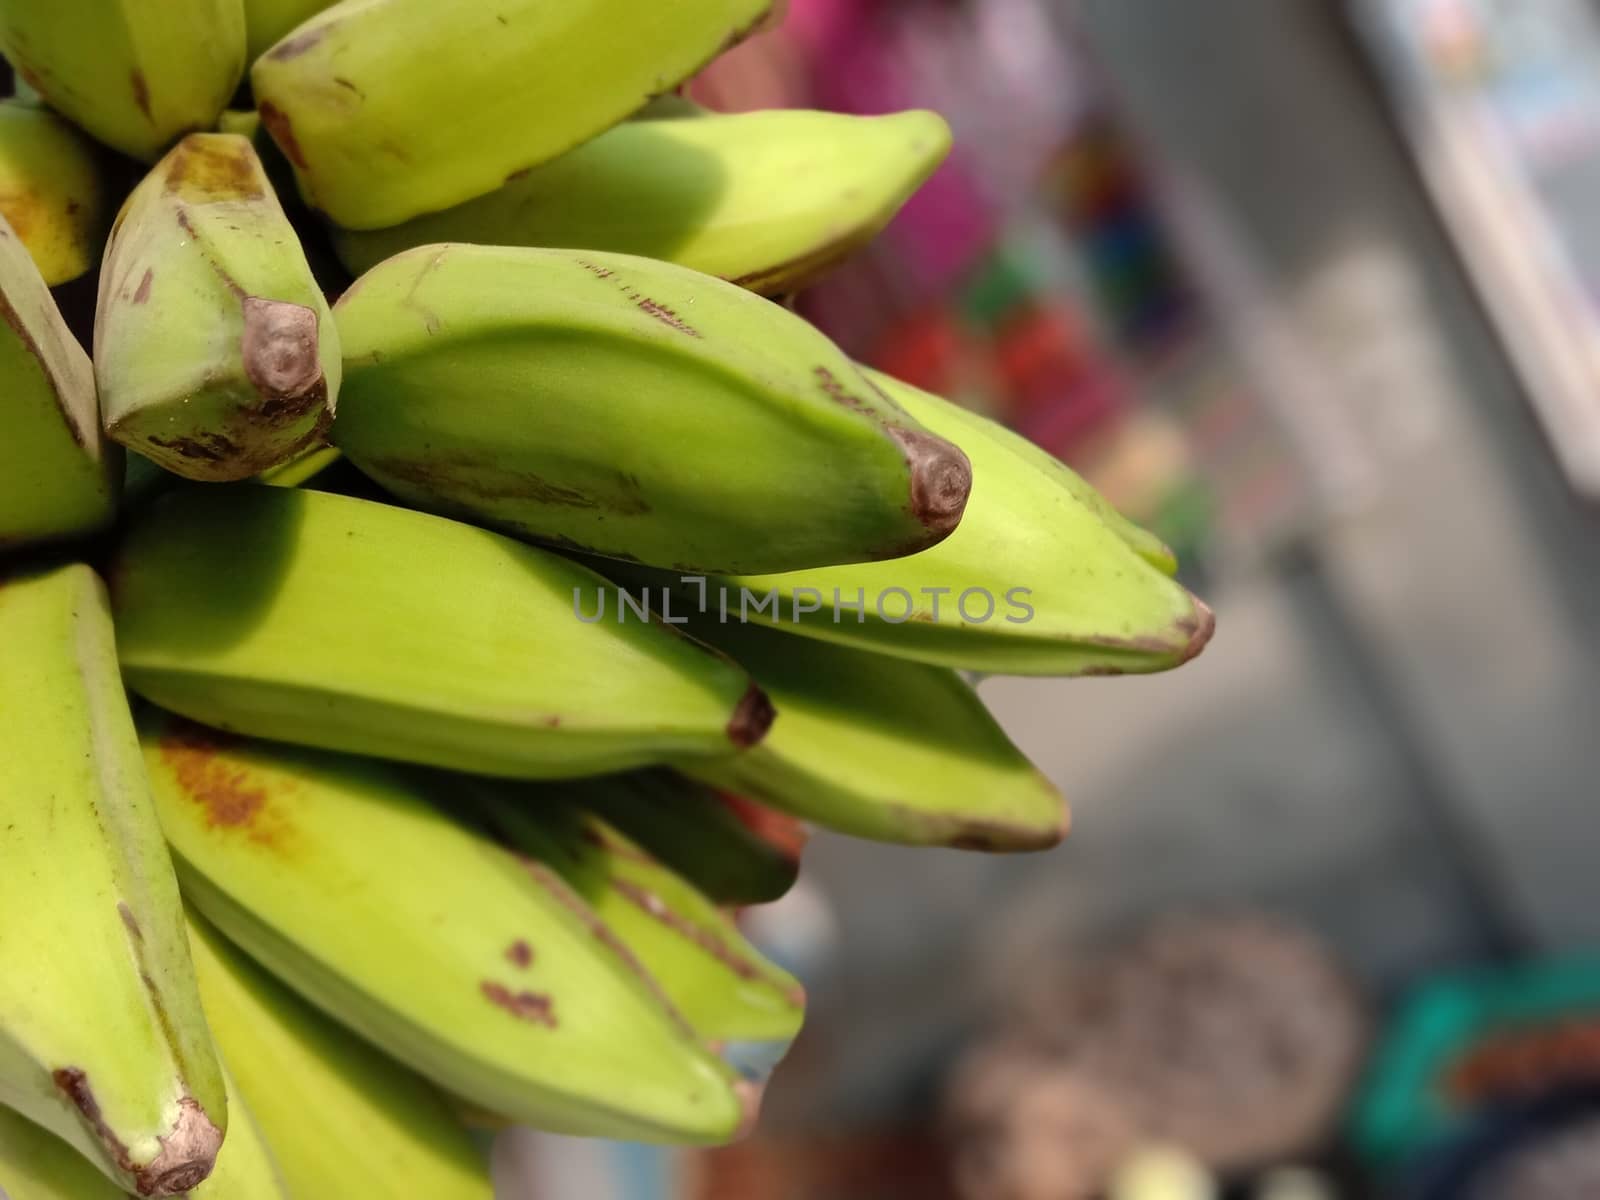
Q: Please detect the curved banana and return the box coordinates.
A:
[333,246,971,574]
[243,0,336,62]
[0,215,119,549]
[0,1,245,162]
[0,1068,291,1200]
[680,371,1212,675]
[0,564,225,1197]
[186,912,492,1199]
[0,100,110,286]
[141,715,748,1144]
[112,486,769,778]
[252,0,774,229]
[459,790,806,1044]
[678,620,1066,849]
[95,134,339,482]
[334,109,952,296]
[576,771,802,907]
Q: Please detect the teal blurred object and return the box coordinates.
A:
[1352,955,1600,1168]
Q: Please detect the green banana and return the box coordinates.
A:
[251,0,774,230]
[0,215,119,550]
[576,771,802,907]
[665,371,1212,675]
[0,1070,290,1200]
[112,486,770,778]
[0,564,226,1197]
[458,788,806,1044]
[332,245,972,573]
[142,714,748,1144]
[95,133,339,483]
[0,100,111,285]
[334,109,952,296]
[676,619,1066,849]
[0,1,245,162]
[186,912,492,1199]
[243,0,337,62]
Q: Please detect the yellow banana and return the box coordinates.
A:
[334,109,952,296]
[242,0,336,63]
[111,486,770,778]
[676,620,1066,849]
[251,0,775,229]
[0,564,225,1197]
[332,246,972,574]
[0,214,119,549]
[459,790,806,1044]
[186,912,493,1199]
[141,715,747,1144]
[0,1,245,162]
[576,771,801,907]
[95,134,339,482]
[0,100,110,285]
[669,371,1212,675]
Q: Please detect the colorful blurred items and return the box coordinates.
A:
[1352,955,1600,1170]
[688,1128,960,1200]
[947,913,1367,1194]
[1401,1084,1600,1200]
[1109,1146,1218,1200]
[867,307,1003,417]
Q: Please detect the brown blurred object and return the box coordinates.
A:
[689,1129,960,1200]
[945,914,1367,1198]
[718,791,812,870]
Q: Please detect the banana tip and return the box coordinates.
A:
[136,1097,222,1197]
[896,429,972,538]
[727,684,776,749]
[1179,597,1216,666]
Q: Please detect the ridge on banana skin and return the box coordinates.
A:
[0,100,111,286]
[95,133,340,483]
[334,109,953,296]
[141,715,750,1144]
[455,787,806,1044]
[252,0,776,229]
[575,771,802,907]
[0,0,244,162]
[0,215,120,550]
[662,371,1214,676]
[0,564,226,1197]
[111,486,772,779]
[186,912,493,1200]
[332,245,972,575]
[674,620,1067,850]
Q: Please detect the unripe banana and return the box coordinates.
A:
[334,109,952,296]
[112,486,770,779]
[251,0,775,230]
[674,619,1066,849]
[0,215,119,550]
[576,771,802,907]
[242,0,336,62]
[333,246,972,574]
[0,1,245,162]
[141,715,748,1144]
[95,134,339,483]
[673,371,1212,675]
[186,912,493,1199]
[0,564,226,1197]
[459,790,806,1044]
[0,1067,291,1200]
[0,100,111,285]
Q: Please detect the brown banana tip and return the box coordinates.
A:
[734,1079,766,1142]
[727,684,776,749]
[136,1098,221,1197]
[894,429,972,537]
[1179,596,1216,666]
[241,297,323,405]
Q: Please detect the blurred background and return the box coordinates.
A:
[502,1,1600,1196]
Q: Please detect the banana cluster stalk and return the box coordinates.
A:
[0,1,1218,1190]
[335,109,954,296]
[333,245,973,574]
[95,133,339,482]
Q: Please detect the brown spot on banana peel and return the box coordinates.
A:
[892,428,972,540]
[118,902,143,942]
[52,1070,221,1197]
[727,684,775,749]
[506,940,534,969]
[157,722,289,848]
[256,101,309,171]
[162,138,267,204]
[130,71,151,122]
[480,981,557,1027]
[268,25,330,61]
[132,268,153,304]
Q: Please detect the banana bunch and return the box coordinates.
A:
[0,2,1214,1196]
